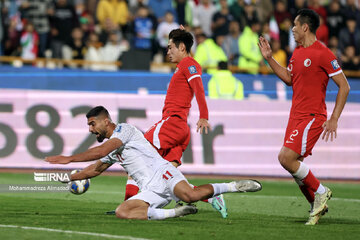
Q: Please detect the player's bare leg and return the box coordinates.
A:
[115,199,197,220]
[278,146,331,224]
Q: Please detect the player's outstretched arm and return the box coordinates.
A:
[258,36,292,86]
[71,160,111,180]
[322,72,350,142]
[45,138,123,164]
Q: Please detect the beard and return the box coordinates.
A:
[96,134,105,142]
[94,130,106,142]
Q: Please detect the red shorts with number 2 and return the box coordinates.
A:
[283,115,326,157]
[144,116,190,165]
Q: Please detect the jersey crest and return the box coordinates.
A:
[188,65,197,74]
[115,125,122,132]
[304,59,311,67]
[331,59,340,70]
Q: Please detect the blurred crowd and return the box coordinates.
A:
[0,0,359,72]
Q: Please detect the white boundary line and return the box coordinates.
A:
[0,224,151,240]
[235,195,360,203]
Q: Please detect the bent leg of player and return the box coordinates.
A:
[116,191,197,220]
[106,177,140,215]
[146,118,228,215]
[281,117,331,224]
[163,163,261,203]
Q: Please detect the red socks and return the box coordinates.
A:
[124,180,139,201]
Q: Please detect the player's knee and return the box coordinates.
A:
[278,152,289,169]
[115,206,130,219]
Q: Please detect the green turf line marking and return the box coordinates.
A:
[0,224,151,240]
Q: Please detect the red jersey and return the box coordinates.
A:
[162,56,209,121]
[287,40,342,119]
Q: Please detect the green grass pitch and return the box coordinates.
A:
[0,172,359,240]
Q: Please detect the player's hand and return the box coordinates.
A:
[196,118,210,134]
[258,36,272,60]
[321,118,338,142]
[179,25,185,30]
[45,155,71,164]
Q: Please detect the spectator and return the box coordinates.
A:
[98,18,121,45]
[229,0,246,31]
[271,38,287,68]
[255,0,273,24]
[221,20,241,65]
[308,0,327,21]
[62,27,87,67]
[243,2,259,27]
[288,0,307,20]
[84,32,103,70]
[128,0,148,18]
[3,15,21,56]
[79,14,95,43]
[0,1,3,56]
[20,21,39,60]
[193,0,217,37]
[208,61,244,100]
[19,0,54,57]
[133,6,155,50]
[211,0,234,39]
[338,17,360,55]
[173,0,194,27]
[279,17,294,56]
[238,19,263,74]
[156,11,179,61]
[326,0,345,39]
[341,45,360,71]
[328,36,342,60]
[342,0,360,26]
[148,0,173,22]
[316,16,329,45]
[101,31,129,71]
[194,33,227,73]
[50,0,78,58]
[96,0,129,35]
[274,0,292,27]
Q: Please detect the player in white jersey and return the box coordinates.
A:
[46,106,262,220]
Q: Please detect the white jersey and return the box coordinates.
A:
[100,123,169,190]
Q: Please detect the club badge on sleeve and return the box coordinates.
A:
[188,65,197,74]
[331,59,340,70]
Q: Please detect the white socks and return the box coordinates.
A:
[211,183,233,197]
[147,207,176,220]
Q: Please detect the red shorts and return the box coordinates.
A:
[144,115,190,165]
[283,115,326,157]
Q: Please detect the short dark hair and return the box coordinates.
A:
[168,29,194,53]
[218,61,228,70]
[296,9,320,34]
[86,106,111,119]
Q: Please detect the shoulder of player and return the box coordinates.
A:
[179,57,202,72]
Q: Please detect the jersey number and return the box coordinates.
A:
[162,170,173,180]
[290,130,299,141]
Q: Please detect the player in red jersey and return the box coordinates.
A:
[258,9,350,225]
[121,28,228,218]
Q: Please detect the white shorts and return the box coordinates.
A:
[128,162,187,208]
